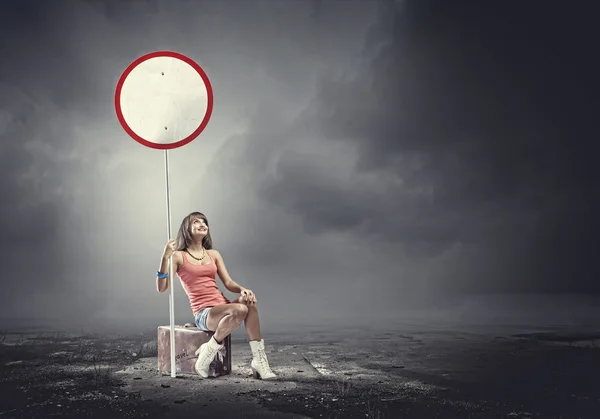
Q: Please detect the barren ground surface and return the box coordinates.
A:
[1,324,599,418]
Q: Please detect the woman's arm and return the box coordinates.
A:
[156,243,182,293]
[211,249,245,293]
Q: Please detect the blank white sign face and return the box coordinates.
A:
[115,51,213,149]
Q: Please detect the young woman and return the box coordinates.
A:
[155,211,276,380]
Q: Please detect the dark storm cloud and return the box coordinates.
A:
[0,1,111,313]
[0,0,386,323]
[0,2,110,113]
[259,1,600,292]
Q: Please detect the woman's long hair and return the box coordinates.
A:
[175,212,213,251]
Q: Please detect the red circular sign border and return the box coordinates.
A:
[114,50,214,150]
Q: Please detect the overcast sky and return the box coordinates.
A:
[0,0,598,331]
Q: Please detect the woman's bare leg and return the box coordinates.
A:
[231,296,261,341]
[244,304,261,341]
[205,303,248,343]
[194,304,248,378]
[229,297,275,379]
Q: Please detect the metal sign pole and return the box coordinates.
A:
[164,149,176,377]
[115,50,214,379]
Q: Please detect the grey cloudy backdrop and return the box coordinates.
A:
[1,0,598,332]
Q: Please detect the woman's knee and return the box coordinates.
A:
[231,303,249,320]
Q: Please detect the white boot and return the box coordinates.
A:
[194,336,225,378]
[249,339,276,380]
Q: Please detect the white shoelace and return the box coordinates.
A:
[199,344,222,365]
[258,350,272,372]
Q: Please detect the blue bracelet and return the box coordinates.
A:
[157,271,169,279]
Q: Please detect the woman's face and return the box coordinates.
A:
[190,217,208,239]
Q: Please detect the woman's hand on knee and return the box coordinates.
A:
[234,296,256,306]
[240,288,257,304]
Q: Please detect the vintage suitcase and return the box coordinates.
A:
[157,324,231,376]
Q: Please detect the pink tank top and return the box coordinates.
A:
[177,250,229,315]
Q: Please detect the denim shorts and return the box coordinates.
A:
[194,307,212,332]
